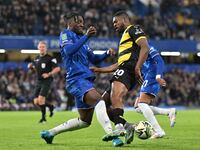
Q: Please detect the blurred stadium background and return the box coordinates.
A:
[0,0,200,111]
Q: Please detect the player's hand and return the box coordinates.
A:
[90,66,100,73]
[135,66,143,85]
[86,26,97,37]
[107,48,116,56]
[156,78,167,87]
[42,73,50,79]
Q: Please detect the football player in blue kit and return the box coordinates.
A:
[40,12,123,145]
[134,45,176,139]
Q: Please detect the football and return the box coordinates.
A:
[135,121,153,140]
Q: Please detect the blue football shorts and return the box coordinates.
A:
[66,78,95,109]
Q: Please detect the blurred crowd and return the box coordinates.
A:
[0,68,200,111]
[0,0,200,40]
[162,69,200,106]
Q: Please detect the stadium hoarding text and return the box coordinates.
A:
[0,36,200,52]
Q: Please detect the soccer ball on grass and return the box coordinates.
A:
[135,121,153,140]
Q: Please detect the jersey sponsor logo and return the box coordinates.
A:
[41,63,46,69]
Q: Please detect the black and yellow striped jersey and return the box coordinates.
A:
[118,25,146,66]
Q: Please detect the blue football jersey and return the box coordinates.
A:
[59,29,94,83]
[59,29,108,83]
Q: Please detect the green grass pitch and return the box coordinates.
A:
[0,110,200,150]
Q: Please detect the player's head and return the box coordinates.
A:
[37,41,47,55]
[113,11,130,33]
[64,12,84,35]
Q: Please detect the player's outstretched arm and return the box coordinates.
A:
[90,63,118,73]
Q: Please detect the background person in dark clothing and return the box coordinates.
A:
[28,41,61,123]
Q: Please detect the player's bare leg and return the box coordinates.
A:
[111,81,135,143]
[102,81,135,144]
[111,81,127,133]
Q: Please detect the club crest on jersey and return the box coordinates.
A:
[41,63,46,68]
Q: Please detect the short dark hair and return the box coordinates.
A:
[113,10,129,19]
[63,12,83,23]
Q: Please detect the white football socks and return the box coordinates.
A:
[49,118,89,136]
[138,103,163,133]
[95,100,113,134]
